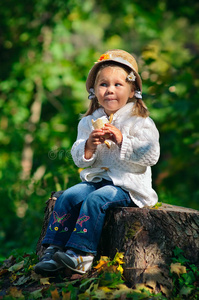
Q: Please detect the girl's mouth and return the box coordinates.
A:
[105,98,117,101]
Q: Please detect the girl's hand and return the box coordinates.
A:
[102,123,123,146]
[85,129,106,159]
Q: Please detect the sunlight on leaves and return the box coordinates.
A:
[113,252,124,265]
[170,262,187,276]
[151,202,163,209]
[40,277,51,285]
[94,255,110,271]
[117,264,124,274]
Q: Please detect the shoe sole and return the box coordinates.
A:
[54,252,87,274]
[34,265,64,275]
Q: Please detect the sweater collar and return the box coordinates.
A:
[92,102,135,121]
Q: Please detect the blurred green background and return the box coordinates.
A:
[0,0,199,261]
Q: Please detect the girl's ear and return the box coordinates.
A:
[129,85,135,98]
[130,90,135,98]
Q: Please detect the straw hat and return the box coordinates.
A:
[86,49,142,93]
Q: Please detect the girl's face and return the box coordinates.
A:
[94,66,135,116]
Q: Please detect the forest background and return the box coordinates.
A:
[0,0,199,262]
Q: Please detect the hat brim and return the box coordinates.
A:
[86,59,142,92]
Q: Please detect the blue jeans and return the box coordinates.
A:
[42,179,136,255]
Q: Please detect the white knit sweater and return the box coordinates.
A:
[71,102,160,207]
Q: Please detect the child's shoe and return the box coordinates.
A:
[34,246,64,275]
[53,249,94,274]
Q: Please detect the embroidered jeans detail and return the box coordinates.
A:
[42,179,136,255]
[76,214,90,227]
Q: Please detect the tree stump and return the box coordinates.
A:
[36,192,199,293]
[36,191,64,258]
[100,204,199,293]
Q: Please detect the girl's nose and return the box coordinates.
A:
[106,85,114,94]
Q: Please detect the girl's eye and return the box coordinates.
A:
[115,83,122,86]
[100,83,107,87]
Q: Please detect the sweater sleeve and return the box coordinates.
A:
[120,117,160,166]
[71,116,97,168]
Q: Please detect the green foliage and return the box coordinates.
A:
[170,247,199,298]
[0,0,199,258]
[1,249,199,299]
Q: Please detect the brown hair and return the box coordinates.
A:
[84,62,149,118]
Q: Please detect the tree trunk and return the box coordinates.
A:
[36,193,199,294]
[100,204,199,293]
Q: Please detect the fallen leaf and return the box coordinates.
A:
[94,256,110,269]
[99,286,112,293]
[135,283,152,293]
[30,288,43,299]
[112,284,140,298]
[13,275,30,286]
[180,285,193,296]
[143,265,173,293]
[10,273,17,282]
[8,260,24,272]
[170,263,187,276]
[40,277,51,285]
[117,264,124,274]
[93,289,109,299]
[114,252,124,265]
[8,287,24,298]
[51,288,60,300]
[31,270,42,281]
[62,290,71,300]
[70,273,83,280]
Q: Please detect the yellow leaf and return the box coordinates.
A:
[117,284,130,290]
[170,263,186,276]
[117,265,124,274]
[114,252,124,265]
[135,283,153,293]
[10,273,17,282]
[99,286,112,293]
[51,288,60,300]
[40,277,51,285]
[99,256,110,262]
[28,264,34,270]
[94,256,110,270]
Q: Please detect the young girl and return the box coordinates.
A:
[34,49,160,275]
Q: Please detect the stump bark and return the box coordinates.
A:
[36,191,64,258]
[36,192,199,293]
[100,204,199,292]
